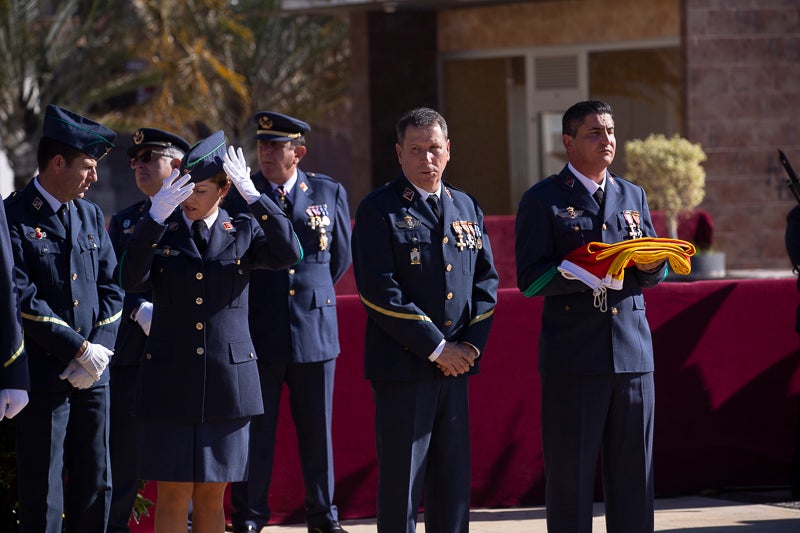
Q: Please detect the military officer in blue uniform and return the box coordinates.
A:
[4,104,123,532]
[0,197,28,421]
[226,111,352,533]
[119,131,301,532]
[107,127,190,532]
[514,100,666,533]
[351,108,498,533]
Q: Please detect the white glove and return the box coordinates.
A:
[223,146,260,204]
[149,169,195,223]
[76,342,113,380]
[58,360,97,390]
[134,301,153,336]
[0,389,29,420]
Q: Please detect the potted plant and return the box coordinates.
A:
[625,133,724,278]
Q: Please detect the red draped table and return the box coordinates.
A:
[133,278,800,530]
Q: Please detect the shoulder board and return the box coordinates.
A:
[306,171,330,179]
[363,181,394,201]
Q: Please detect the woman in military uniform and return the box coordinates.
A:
[119,131,301,532]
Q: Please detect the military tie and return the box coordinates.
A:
[275,185,291,213]
[57,203,69,231]
[593,187,605,210]
[427,193,441,220]
[192,219,208,255]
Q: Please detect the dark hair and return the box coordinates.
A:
[396,107,448,144]
[37,137,86,170]
[206,170,231,189]
[562,100,613,137]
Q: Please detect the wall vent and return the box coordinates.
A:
[535,55,578,90]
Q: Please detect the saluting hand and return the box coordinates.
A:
[223,146,260,204]
[149,169,195,223]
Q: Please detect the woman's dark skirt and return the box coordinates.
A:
[137,417,250,482]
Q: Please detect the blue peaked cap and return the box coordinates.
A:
[253,111,310,142]
[180,130,226,183]
[127,127,191,157]
[42,104,116,160]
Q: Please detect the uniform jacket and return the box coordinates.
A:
[109,199,151,367]
[119,196,301,423]
[515,165,666,376]
[0,202,28,390]
[352,175,499,381]
[4,180,123,392]
[225,169,352,363]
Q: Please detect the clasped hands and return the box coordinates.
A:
[435,341,478,377]
[58,342,113,389]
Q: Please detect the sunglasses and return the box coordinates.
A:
[130,150,170,167]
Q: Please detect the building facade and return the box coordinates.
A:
[291,0,800,270]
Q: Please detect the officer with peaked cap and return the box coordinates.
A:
[119,130,301,532]
[226,111,352,533]
[4,104,123,532]
[107,127,191,532]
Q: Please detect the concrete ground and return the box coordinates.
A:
[260,491,800,532]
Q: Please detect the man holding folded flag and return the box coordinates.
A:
[515,100,669,533]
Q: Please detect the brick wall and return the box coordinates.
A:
[685,0,800,269]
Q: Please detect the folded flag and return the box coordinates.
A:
[558,237,696,311]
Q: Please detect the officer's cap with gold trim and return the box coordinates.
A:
[180,130,226,184]
[253,111,310,142]
[42,104,117,160]
[127,128,190,157]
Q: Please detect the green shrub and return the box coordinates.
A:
[625,134,707,240]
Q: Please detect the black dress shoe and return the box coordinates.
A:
[308,521,348,533]
[233,525,259,533]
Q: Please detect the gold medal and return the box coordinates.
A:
[452,221,466,251]
[319,229,328,251]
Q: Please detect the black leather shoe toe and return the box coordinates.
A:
[308,521,348,533]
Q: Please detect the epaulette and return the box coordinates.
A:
[305,171,334,182]
[4,190,21,205]
[363,180,394,202]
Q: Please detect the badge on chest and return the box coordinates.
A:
[623,210,643,239]
[305,204,331,251]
